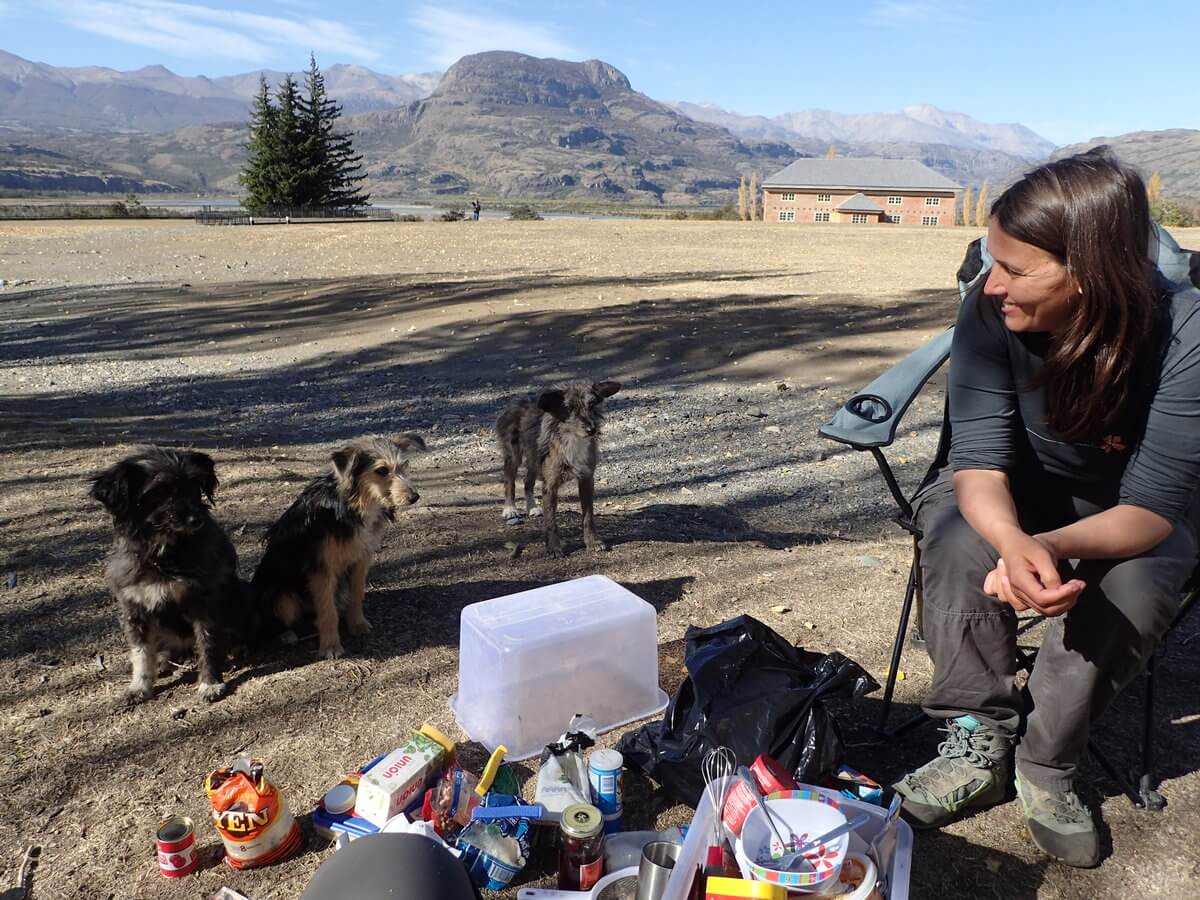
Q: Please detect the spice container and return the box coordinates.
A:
[558,803,605,891]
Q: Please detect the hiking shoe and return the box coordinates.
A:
[1015,769,1100,868]
[892,715,1012,829]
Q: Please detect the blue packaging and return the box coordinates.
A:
[588,748,623,834]
[455,794,532,891]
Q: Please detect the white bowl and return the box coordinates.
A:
[739,792,848,890]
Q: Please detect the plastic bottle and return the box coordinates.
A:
[602,826,688,870]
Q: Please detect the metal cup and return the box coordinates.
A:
[636,840,680,900]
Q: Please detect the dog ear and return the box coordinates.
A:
[331,446,360,481]
[393,433,427,453]
[184,451,219,504]
[537,389,566,414]
[90,460,142,518]
[593,381,622,400]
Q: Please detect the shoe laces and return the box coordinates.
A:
[936,720,1000,769]
[1040,787,1091,825]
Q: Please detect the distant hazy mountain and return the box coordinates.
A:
[672,101,1056,160]
[0,49,441,133]
[1050,129,1200,199]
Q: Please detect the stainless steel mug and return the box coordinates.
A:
[636,840,680,900]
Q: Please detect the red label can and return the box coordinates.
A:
[156,815,198,878]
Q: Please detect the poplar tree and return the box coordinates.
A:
[738,176,748,221]
[748,172,759,220]
[975,179,990,227]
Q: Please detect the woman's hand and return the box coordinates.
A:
[983,532,1086,616]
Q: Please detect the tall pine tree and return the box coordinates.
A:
[301,54,370,211]
[239,76,281,214]
[272,73,314,211]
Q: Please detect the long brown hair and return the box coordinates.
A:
[990,146,1162,442]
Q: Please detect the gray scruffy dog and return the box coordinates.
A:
[90,447,245,704]
[496,381,621,557]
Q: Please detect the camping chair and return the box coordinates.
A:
[818,226,1200,810]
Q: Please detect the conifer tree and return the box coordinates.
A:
[301,53,370,210]
[738,176,748,221]
[748,172,759,220]
[239,76,281,214]
[272,73,313,211]
[975,179,990,227]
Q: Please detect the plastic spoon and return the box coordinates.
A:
[759,812,872,871]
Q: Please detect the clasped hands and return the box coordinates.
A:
[982,531,1086,616]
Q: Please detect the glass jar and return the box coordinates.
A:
[558,803,605,890]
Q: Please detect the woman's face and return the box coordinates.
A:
[983,219,1077,334]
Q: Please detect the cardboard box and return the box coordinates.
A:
[354,725,454,826]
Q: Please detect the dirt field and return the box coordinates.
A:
[3,219,1199,900]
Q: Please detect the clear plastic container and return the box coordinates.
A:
[449,575,669,760]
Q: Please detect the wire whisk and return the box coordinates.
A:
[702,746,736,845]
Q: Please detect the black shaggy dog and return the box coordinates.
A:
[252,434,426,660]
[90,447,244,704]
[497,380,621,557]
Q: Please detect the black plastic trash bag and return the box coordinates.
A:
[618,614,878,806]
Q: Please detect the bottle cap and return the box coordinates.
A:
[323,783,356,815]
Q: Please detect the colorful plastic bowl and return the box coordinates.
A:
[739,790,848,889]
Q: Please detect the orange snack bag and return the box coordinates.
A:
[205,758,304,869]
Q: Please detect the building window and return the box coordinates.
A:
[778,209,795,222]
[924,197,941,206]
[780,192,796,201]
[889,214,903,224]
[814,211,831,222]
[817,193,832,202]
[887,196,902,205]
[850,213,869,224]
[922,215,939,226]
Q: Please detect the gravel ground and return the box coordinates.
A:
[2,220,1199,900]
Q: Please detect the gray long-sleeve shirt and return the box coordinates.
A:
[948,280,1200,523]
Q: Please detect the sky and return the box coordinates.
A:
[2,0,1198,146]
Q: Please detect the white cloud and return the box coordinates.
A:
[409,5,579,68]
[864,1,977,29]
[47,0,380,64]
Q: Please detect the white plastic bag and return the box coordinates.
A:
[535,715,597,814]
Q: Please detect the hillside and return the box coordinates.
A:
[1050,130,1200,199]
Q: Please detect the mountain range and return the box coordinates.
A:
[1,49,1195,202]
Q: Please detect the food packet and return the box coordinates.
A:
[535,715,596,814]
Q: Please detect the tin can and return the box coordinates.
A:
[587,748,623,834]
[558,803,605,891]
[156,815,198,878]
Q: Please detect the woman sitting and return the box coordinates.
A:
[892,147,1200,867]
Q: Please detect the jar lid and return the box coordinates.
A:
[560,803,603,839]
[323,783,357,815]
[589,749,623,771]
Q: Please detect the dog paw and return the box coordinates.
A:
[587,540,611,553]
[319,642,345,660]
[502,507,523,524]
[124,683,154,706]
[348,618,373,637]
[198,681,228,702]
[528,505,543,519]
[546,545,565,559]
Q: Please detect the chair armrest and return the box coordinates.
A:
[819,328,953,449]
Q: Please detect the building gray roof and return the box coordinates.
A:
[763,158,961,192]
[836,193,885,213]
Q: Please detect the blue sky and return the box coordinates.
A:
[2,0,1197,145]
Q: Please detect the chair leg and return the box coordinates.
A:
[876,555,929,738]
[910,538,927,651]
[1138,654,1166,811]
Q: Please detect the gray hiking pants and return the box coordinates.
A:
[914,468,1197,791]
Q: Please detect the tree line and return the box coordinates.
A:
[239,55,369,215]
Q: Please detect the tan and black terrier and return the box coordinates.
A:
[497,381,621,557]
[252,434,425,659]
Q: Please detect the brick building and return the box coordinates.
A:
[762,158,961,227]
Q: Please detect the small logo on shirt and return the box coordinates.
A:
[1101,434,1127,454]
